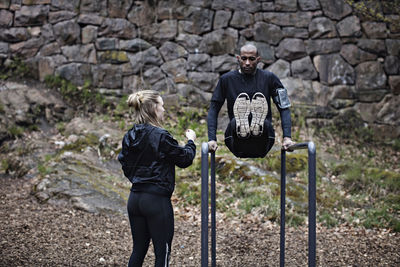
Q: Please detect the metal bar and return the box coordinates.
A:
[280,149,286,267]
[280,141,317,267]
[201,143,209,267]
[308,142,316,267]
[210,152,216,267]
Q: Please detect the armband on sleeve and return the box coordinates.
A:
[273,87,291,109]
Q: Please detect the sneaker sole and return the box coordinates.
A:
[250,92,268,136]
[233,93,251,138]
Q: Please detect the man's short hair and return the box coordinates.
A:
[239,44,258,56]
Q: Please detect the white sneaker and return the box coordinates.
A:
[250,92,268,136]
[233,92,251,138]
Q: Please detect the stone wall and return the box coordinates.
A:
[0,0,399,138]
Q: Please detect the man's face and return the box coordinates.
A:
[237,50,260,74]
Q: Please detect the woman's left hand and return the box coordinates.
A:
[185,129,196,141]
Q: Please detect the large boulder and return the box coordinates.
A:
[77,13,104,25]
[159,41,188,61]
[95,38,118,51]
[211,55,237,73]
[175,33,203,53]
[336,15,361,37]
[255,41,275,64]
[143,66,165,85]
[48,11,76,24]
[0,28,30,43]
[188,71,219,92]
[188,53,211,72]
[55,63,92,86]
[161,58,188,83]
[262,12,312,27]
[355,61,387,91]
[384,56,399,75]
[282,27,309,39]
[267,59,291,79]
[275,0,297,11]
[306,38,341,56]
[389,76,400,95]
[91,64,122,89]
[127,0,155,26]
[253,22,283,45]
[0,42,9,54]
[362,21,388,39]
[141,20,177,45]
[291,56,318,80]
[211,0,261,12]
[319,0,352,20]
[313,54,355,85]
[97,51,129,64]
[213,10,231,29]
[385,39,400,56]
[99,18,137,39]
[119,38,152,53]
[51,0,80,11]
[199,28,238,56]
[357,39,386,56]
[38,55,67,81]
[298,0,321,11]
[375,94,400,126]
[80,0,107,15]
[230,11,254,29]
[0,9,13,26]
[81,26,98,44]
[340,44,377,66]
[108,0,133,18]
[14,5,49,26]
[276,38,307,61]
[127,47,164,74]
[281,77,314,104]
[10,37,44,58]
[61,44,97,64]
[308,17,337,39]
[53,20,81,45]
[179,7,214,34]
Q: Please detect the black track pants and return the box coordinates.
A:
[224,118,275,158]
[127,191,174,267]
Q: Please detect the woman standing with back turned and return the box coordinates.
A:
[118,90,196,267]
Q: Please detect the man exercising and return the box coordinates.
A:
[207,44,294,158]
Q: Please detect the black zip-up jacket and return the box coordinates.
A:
[118,124,196,197]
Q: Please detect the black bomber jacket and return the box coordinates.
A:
[118,123,196,197]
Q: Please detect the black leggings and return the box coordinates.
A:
[127,191,174,267]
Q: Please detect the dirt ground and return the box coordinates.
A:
[1,176,399,267]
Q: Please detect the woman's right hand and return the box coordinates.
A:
[185,129,196,141]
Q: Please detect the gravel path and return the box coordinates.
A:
[1,176,399,266]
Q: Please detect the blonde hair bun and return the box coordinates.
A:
[126,90,162,127]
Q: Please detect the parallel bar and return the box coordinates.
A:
[210,152,216,267]
[203,141,316,267]
[280,150,286,267]
[308,142,316,267]
[201,143,209,267]
[279,142,317,267]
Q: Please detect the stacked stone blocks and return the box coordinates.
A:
[0,0,399,137]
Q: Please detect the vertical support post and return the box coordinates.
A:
[201,143,209,267]
[308,142,316,267]
[280,142,317,267]
[210,152,216,267]
[280,150,286,267]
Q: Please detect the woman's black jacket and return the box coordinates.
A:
[118,124,196,197]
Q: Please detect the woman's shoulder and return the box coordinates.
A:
[147,125,173,140]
